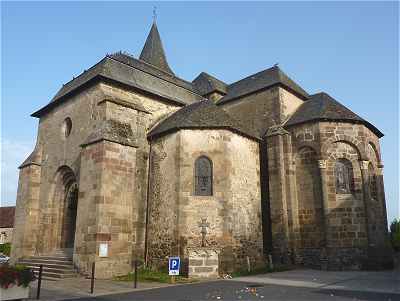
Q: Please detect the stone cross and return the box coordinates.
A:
[198,218,210,247]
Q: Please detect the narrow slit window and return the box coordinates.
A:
[335,158,354,194]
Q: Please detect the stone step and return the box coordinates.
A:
[27,256,72,261]
[34,270,77,279]
[23,265,75,274]
[41,276,61,281]
[18,261,74,270]
[22,258,73,265]
[18,252,77,281]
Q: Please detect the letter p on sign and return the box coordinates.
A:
[168,257,180,276]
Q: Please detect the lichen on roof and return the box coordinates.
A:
[148,99,260,141]
[192,72,228,96]
[217,66,309,104]
[285,92,383,137]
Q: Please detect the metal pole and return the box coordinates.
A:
[90,262,95,294]
[134,260,138,288]
[36,265,43,299]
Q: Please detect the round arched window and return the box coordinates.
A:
[62,117,72,138]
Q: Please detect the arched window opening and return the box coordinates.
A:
[194,156,213,196]
[62,117,72,138]
[335,158,354,194]
[368,163,378,200]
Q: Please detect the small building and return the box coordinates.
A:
[0,206,15,245]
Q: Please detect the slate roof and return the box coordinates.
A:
[148,100,260,141]
[285,92,383,137]
[19,148,41,169]
[192,72,228,96]
[32,53,204,117]
[0,207,15,228]
[139,22,174,75]
[217,66,309,105]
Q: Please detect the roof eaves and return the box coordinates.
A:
[31,73,193,118]
[148,125,261,142]
[108,54,201,95]
[217,82,307,106]
[284,118,384,138]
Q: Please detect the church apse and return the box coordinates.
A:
[12,21,392,278]
[147,129,264,274]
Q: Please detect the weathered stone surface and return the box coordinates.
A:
[12,26,391,277]
[187,248,220,278]
[147,129,264,273]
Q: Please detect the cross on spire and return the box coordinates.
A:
[139,19,174,75]
[152,6,157,22]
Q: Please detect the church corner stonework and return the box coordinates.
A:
[11,22,393,279]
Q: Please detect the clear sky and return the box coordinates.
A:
[1,2,399,223]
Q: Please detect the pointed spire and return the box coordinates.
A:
[139,22,174,75]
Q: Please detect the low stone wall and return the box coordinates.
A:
[188,248,220,278]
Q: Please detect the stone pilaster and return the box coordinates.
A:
[317,159,329,269]
[317,159,329,245]
[264,126,290,263]
[74,120,138,278]
[11,155,42,261]
[360,160,372,247]
[376,165,389,232]
[282,134,298,258]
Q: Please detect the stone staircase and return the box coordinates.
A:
[18,249,77,281]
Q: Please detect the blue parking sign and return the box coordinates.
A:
[168,256,180,276]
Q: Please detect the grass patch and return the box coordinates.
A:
[114,267,198,284]
[0,243,11,256]
[230,265,293,277]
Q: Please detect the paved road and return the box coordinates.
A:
[231,269,400,295]
[61,280,400,301]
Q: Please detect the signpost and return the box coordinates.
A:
[168,256,180,283]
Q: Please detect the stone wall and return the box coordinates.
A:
[264,128,291,263]
[188,248,220,278]
[279,87,304,122]
[147,129,264,273]
[219,87,304,137]
[147,132,180,267]
[294,147,324,268]
[100,83,181,260]
[11,163,41,260]
[13,79,181,274]
[287,121,392,270]
[32,83,106,255]
[219,88,280,136]
[76,140,137,278]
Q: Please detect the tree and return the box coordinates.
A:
[390,219,400,252]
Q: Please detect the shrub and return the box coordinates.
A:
[0,243,11,256]
[390,219,400,252]
[0,264,35,289]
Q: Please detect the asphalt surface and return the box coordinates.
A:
[61,280,400,301]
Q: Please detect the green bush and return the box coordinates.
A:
[390,219,400,252]
[0,243,11,256]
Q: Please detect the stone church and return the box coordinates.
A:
[11,22,393,278]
